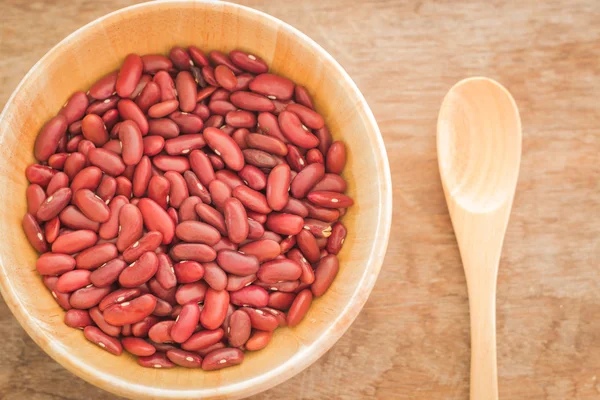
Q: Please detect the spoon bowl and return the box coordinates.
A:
[437,77,521,400]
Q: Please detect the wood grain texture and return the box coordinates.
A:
[0,0,599,399]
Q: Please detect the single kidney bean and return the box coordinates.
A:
[279,111,319,149]
[143,136,165,157]
[286,103,324,130]
[230,286,269,308]
[281,198,309,218]
[181,328,223,352]
[311,254,339,297]
[214,65,238,91]
[148,119,180,140]
[171,303,200,343]
[311,173,347,193]
[36,253,75,275]
[138,198,176,244]
[123,231,163,263]
[154,70,177,102]
[77,139,96,159]
[95,196,126,239]
[104,293,157,326]
[245,133,288,156]
[290,162,325,199]
[173,261,204,283]
[87,148,126,177]
[232,73,253,92]
[238,240,280,263]
[203,127,245,171]
[99,288,142,312]
[229,50,268,74]
[306,148,325,165]
[81,114,109,146]
[137,352,176,369]
[75,243,118,270]
[48,152,69,169]
[186,46,208,67]
[265,213,304,236]
[62,154,87,182]
[294,85,314,109]
[164,135,206,157]
[25,164,56,188]
[327,222,347,255]
[200,288,230,330]
[118,99,149,136]
[268,292,296,311]
[307,191,354,208]
[90,258,127,287]
[242,307,279,331]
[233,185,271,214]
[201,66,218,86]
[286,289,313,327]
[169,243,216,263]
[279,235,296,254]
[115,176,133,198]
[131,156,151,197]
[70,285,112,309]
[142,54,173,74]
[136,81,162,113]
[59,91,88,124]
[148,99,179,119]
[226,273,256,292]
[224,198,249,244]
[153,154,190,173]
[243,149,280,169]
[175,220,220,245]
[59,205,100,232]
[260,231,283,243]
[213,238,238,252]
[131,315,160,337]
[227,309,251,347]
[72,188,110,223]
[229,91,274,113]
[232,128,250,150]
[245,330,272,351]
[238,165,266,191]
[147,175,170,209]
[202,347,243,371]
[262,307,287,327]
[119,251,159,288]
[165,349,202,368]
[247,218,265,240]
[326,141,346,174]
[216,170,244,189]
[169,111,204,134]
[225,110,256,129]
[44,217,60,243]
[302,218,333,238]
[51,229,97,254]
[122,337,156,357]
[116,54,143,98]
[36,187,72,221]
[90,71,118,100]
[201,262,227,291]
[257,112,288,143]
[84,326,123,355]
[257,258,302,284]
[288,248,316,285]
[195,203,227,236]
[164,171,188,208]
[116,203,143,251]
[189,150,215,187]
[86,96,119,116]
[64,309,92,329]
[34,115,68,161]
[249,74,294,101]
[97,175,117,203]
[89,306,121,337]
[178,196,201,221]
[196,85,217,102]
[169,46,193,70]
[155,253,177,290]
[176,282,208,305]
[296,229,321,263]
[216,250,259,276]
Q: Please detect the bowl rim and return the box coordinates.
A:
[0,0,393,398]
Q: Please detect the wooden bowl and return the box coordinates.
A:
[0,1,392,398]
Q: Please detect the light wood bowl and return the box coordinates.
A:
[0,1,392,398]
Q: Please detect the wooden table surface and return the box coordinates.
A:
[2,0,599,398]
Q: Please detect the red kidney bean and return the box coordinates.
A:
[138,198,176,244]
[311,254,339,297]
[247,218,265,240]
[315,236,328,250]
[148,119,179,140]
[89,306,121,337]
[48,152,69,170]
[243,149,280,169]
[52,229,97,254]
[116,54,143,98]
[232,73,253,92]
[70,285,112,309]
[176,282,207,305]
[115,122,142,166]
[245,133,287,157]
[265,213,304,236]
[119,251,159,287]
[123,231,163,263]
[77,139,96,159]
[26,184,46,217]
[97,175,117,203]
[90,258,127,287]
[208,179,231,212]
[81,114,109,146]
[36,187,72,221]
[59,91,88,124]
[72,188,110,223]
[229,50,268,74]
[230,91,274,112]
[257,258,302,284]
[182,171,211,204]
[201,262,227,291]
[164,171,188,208]
[215,250,258,276]
[70,167,102,195]
[224,198,248,244]
[200,288,229,330]
[296,229,321,263]
[155,253,177,290]
[115,176,133,197]
[224,110,255,128]
[165,349,202,368]
[154,70,177,101]
[90,71,118,100]
[242,307,278,331]
[99,288,141,312]
[34,115,68,161]
[175,220,220,245]
[122,337,156,356]
[64,309,92,329]
[131,315,160,337]
[59,205,99,232]
[249,74,294,101]
[215,171,244,191]
[203,127,244,171]
[245,330,272,351]
[142,136,165,157]
[312,173,347,193]
[230,286,269,308]
[231,129,249,151]
[25,164,56,188]
[195,203,227,236]
[138,352,176,369]
[227,309,251,347]
[118,99,149,136]
[75,243,118,270]
[204,115,224,130]
[202,347,243,371]
[260,231,283,243]
[62,154,86,181]
[136,81,161,113]
[232,185,271,214]
[86,96,119,116]
[208,51,242,74]
[130,156,151,197]
[169,242,216,262]
[286,103,324,130]
[95,196,126,239]
[152,154,190,173]
[87,148,125,177]
[195,85,216,102]
[287,289,313,327]
[116,203,143,251]
[268,292,296,311]
[173,261,204,283]
[225,273,256,292]
[142,54,173,74]
[327,222,347,254]
[262,307,287,327]
[162,136,205,157]
[279,111,319,149]
[237,240,279,263]
[280,198,309,218]
[188,150,215,187]
[186,46,208,68]
[257,112,288,143]
[214,65,237,91]
[326,141,346,174]
[181,329,223,352]
[104,293,157,326]
[307,191,354,208]
[147,175,170,209]
[201,66,218,87]
[294,85,314,109]
[302,218,333,238]
[169,47,193,70]
[290,162,325,199]
[192,103,211,121]
[36,253,75,275]
[84,326,122,355]
[170,303,200,343]
[147,99,178,119]
[236,166,264,191]
[288,248,315,285]
[279,235,296,254]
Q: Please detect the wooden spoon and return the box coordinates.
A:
[437,77,521,399]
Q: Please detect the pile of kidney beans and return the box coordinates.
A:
[22,46,352,370]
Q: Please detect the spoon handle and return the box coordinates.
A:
[467,273,498,400]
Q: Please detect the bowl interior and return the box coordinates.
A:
[0,1,391,399]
